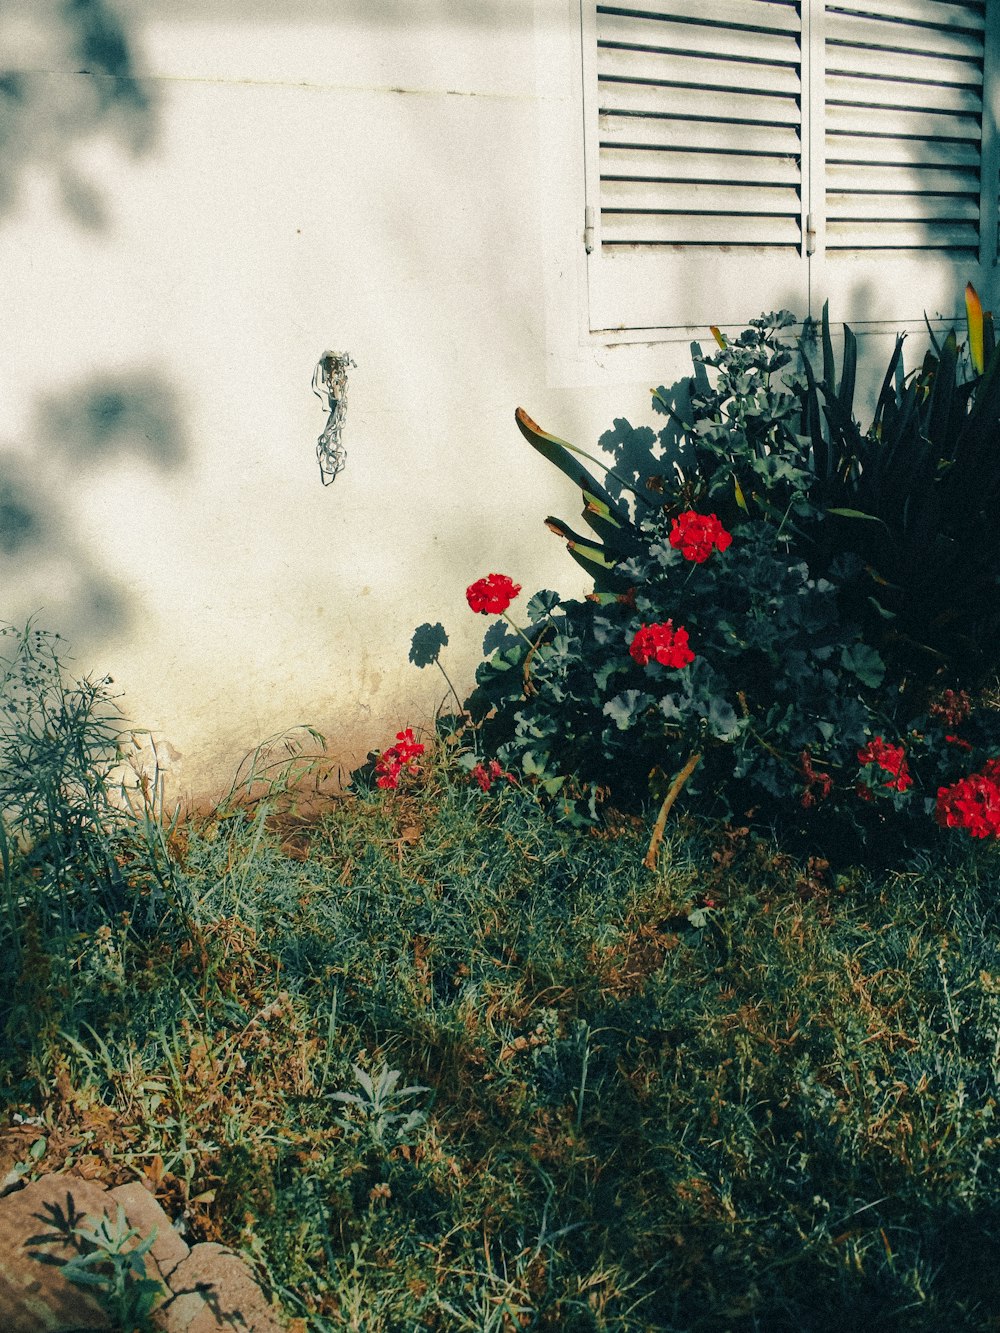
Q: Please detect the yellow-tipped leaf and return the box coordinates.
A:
[966,282,985,374]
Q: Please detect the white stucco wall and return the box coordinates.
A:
[0,0,973,802]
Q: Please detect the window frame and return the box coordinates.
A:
[581,0,1000,336]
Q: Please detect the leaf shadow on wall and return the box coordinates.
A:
[1,2,184,653]
[0,0,157,229]
[0,372,189,647]
[597,375,695,516]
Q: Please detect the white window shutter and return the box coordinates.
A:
[809,0,998,323]
[584,0,810,331]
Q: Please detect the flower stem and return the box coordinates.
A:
[503,612,545,656]
[501,614,555,697]
[747,724,796,770]
[521,624,555,697]
[644,751,701,871]
[434,658,465,721]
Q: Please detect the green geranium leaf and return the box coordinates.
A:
[516,712,557,741]
[660,694,684,723]
[603,690,654,731]
[707,695,743,741]
[591,614,621,647]
[840,642,886,688]
[595,658,626,692]
[521,750,550,777]
[527,589,561,619]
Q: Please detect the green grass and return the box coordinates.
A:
[4,747,1000,1331]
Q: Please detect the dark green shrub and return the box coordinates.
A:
[802,287,1000,689]
[413,304,1000,856]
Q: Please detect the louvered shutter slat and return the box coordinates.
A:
[826,221,980,249]
[825,11,984,60]
[827,75,982,116]
[827,105,982,143]
[598,12,797,63]
[599,112,801,156]
[598,0,800,33]
[600,81,801,126]
[826,162,981,194]
[601,147,801,184]
[827,136,981,169]
[605,214,802,244]
[827,194,980,222]
[602,180,801,214]
[833,0,986,28]
[597,46,801,96]
[825,43,981,83]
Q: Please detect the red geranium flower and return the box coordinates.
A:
[466,573,522,615]
[375,727,425,789]
[629,620,695,669]
[799,750,833,808]
[936,764,1000,839]
[930,688,972,728]
[669,511,732,564]
[471,759,516,792]
[857,736,912,793]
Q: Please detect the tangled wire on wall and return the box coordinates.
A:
[312,350,356,485]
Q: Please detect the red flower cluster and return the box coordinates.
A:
[799,750,833,809]
[375,728,425,789]
[466,573,522,615]
[471,759,516,792]
[936,760,1000,839]
[629,620,695,669]
[669,511,732,564]
[857,736,912,794]
[930,688,972,728]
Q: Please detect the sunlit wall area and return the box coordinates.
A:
[1,0,986,800]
